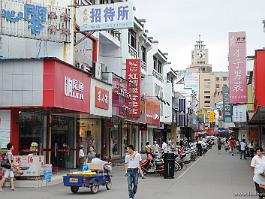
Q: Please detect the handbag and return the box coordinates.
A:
[1,153,11,169]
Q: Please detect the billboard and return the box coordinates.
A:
[228,32,247,104]
[126,59,141,119]
[232,105,247,123]
[0,0,71,42]
[179,98,186,127]
[184,72,199,92]
[76,2,134,31]
[145,98,160,127]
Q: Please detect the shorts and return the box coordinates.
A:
[255,182,265,196]
[3,168,14,178]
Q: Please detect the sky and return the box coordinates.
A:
[132,0,265,71]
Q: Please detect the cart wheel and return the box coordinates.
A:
[91,184,99,194]
[70,186,79,194]
[106,181,112,190]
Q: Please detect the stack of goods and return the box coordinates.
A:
[70,170,97,176]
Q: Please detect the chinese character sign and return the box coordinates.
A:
[95,87,109,110]
[232,105,247,123]
[76,2,134,31]
[222,85,232,123]
[228,32,247,104]
[126,59,141,119]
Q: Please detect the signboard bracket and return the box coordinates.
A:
[74,30,96,46]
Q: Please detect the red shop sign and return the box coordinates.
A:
[126,59,141,119]
[43,59,91,113]
[95,87,109,110]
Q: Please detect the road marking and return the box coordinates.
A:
[175,155,204,181]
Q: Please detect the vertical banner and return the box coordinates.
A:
[126,59,141,119]
[179,98,186,127]
[145,98,160,127]
[228,32,247,104]
[223,85,232,122]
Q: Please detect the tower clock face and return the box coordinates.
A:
[197,50,205,58]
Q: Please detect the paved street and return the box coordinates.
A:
[0,147,255,199]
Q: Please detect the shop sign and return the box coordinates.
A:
[145,98,160,127]
[223,85,232,123]
[76,1,134,31]
[232,104,247,123]
[95,87,109,110]
[64,76,85,100]
[112,75,133,117]
[126,59,141,119]
[228,32,247,104]
[1,0,71,42]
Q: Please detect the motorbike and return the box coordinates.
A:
[141,153,164,175]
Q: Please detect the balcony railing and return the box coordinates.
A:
[128,45,138,58]
[141,60,147,71]
[152,69,163,81]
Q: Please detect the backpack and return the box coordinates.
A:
[1,152,11,169]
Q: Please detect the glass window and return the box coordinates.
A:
[204,101,211,104]
[216,77,220,81]
[216,84,220,88]
[204,91,210,94]
[223,77,228,81]
[158,60,162,74]
[18,111,45,155]
[128,29,136,49]
[141,46,146,62]
[204,96,211,99]
[153,56,158,70]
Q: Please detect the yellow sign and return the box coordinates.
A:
[69,178,78,183]
[209,111,215,123]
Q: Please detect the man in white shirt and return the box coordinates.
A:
[253,162,265,199]
[251,148,265,171]
[125,145,142,199]
[251,148,265,199]
[240,139,247,160]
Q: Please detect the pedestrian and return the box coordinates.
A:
[162,141,168,153]
[78,145,85,170]
[124,145,142,199]
[240,139,247,159]
[0,143,15,191]
[152,141,160,157]
[145,142,152,155]
[86,146,96,163]
[225,140,229,152]
[249,140,255,158]
[236,139,241,154]
[230,137,236,156]
[251,148,265,171]
[217,137,222,153]
[253,162,265,199]
[197,138,203,156]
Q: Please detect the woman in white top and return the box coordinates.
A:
[0,143,15,191]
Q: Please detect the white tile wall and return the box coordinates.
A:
[0,60,43,107]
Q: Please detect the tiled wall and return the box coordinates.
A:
[0,60,43,107]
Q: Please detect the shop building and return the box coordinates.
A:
[0,58,92,170]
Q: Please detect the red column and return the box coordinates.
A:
[10,109,19,155]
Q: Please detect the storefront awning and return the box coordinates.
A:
[249,107,265,124]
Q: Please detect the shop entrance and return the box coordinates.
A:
[51,115,75,169]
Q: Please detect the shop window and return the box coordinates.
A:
[18,111,45,155]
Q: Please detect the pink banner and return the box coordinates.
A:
[228,32,247,104]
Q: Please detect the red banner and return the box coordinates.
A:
[126,59,141,119]
[95,87,109,110]
[145,98,160,127]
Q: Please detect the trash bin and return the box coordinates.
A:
[164,153,175,179]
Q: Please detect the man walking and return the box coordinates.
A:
[125,145,142,199]
[253,162,265,199]
[240,139,247,159]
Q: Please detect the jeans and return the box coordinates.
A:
[240,150,246,159]
[127,168,139,199]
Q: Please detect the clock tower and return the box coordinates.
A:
[189,35,212,73]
